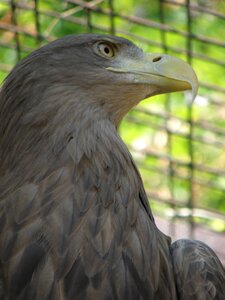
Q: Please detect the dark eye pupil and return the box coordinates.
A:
[104,47,110,54]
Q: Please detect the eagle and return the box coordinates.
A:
[0,34,224,300]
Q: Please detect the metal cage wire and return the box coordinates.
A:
[0,0,225,264]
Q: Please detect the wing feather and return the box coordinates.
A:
[0,125,178,299]
[171,239,225,299]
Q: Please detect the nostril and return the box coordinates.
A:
[152,56,162,62]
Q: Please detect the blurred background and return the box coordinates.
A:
[0,0,225,264]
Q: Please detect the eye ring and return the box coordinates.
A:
[95,42,116,58]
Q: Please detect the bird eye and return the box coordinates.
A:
[95,42,115,58]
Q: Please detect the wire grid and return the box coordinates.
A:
[0,0,225,263]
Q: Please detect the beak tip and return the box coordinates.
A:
[190,77,199,103]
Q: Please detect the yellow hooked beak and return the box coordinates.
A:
[107,53,198,101]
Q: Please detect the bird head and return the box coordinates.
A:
[41,34,197,125]
[84,34,198,124]
[1,34,198,128]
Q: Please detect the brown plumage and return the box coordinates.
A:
[0,34,224,299]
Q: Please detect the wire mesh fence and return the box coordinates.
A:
[0,0,225,263]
